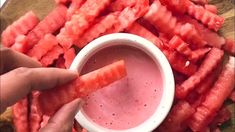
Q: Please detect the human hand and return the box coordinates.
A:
[0,48,82,131]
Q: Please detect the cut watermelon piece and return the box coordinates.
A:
[196,63,222,94]
[188,56,235,131]
[187,2,224,31]
[12,98,29,132]
[40,45,64,67]
[229,90,235,102]
[190,0,208,5]
[29,92,43,132]
[176,15,225,48]
[168,35,192,57]
[1,11,39,47]
[27,5,67,49]
[126,22,164,49]
[176,48,224,99]
[189,47,211,62]
[27,34,58,61]
[204,4,218,14]
[104,0,149,34]
[38,60,127,115]
[163,48,198,76]
[11,35,29,53]
[144,1,205,47]
[109,0,136,11]
[56,57,66,69]
[66,0,85,20]
[159,0,190,14]
[57,0,112,49]
[64,48,76,69]
[223,38,235,56]
[137,18,160,37]
[74,12,119,48]
[144,0,177,37]
[157,101,195,132]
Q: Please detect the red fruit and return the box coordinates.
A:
[11,35,29,53]
[105,0,149,34]
[27,5,67,48]
[168,35,192,57]
[66,0,85,20]
[12,98,29,132]
[27,34,58,61]
[188,56,235,131]
[187,2,224,31]
[196,63,222,94]
[176,15,225,48]
[176,48,224,99]
[57,0,112,49]
[159,0,190,14]
[157,101,195,132]
[189,47,211,62]
[40,45,64,67]
[29,92,43,132]
[1,11,39,47]
[64,48,76,68]
[144,1,205,47]
[109,0,136,11]
[126,22,164,49]
[74,12,119,48]
[38,60,127,115]
[223,38,235,55]
[163,48,198,76]
[56,57,66,69]
[205,4,218,14]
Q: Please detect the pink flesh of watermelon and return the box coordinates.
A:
[74,12,119,48]
[29,92,42,132]
[27,5,67,49]
[27,34,58,61]
[204,4,218,14]
[40,45,64,67]
[176,15,225,48]
[38,60,127,116]
[11,35,29,53]
[12,98,29,132]
[1,11,39,47]
[188,56,235,131]
[66,0,85,20]
[64,48,76,69]
[223,38,235,55]
[57,0,112,49]
[176,48,224,99]
[157,101,195,132]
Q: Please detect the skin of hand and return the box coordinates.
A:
[0,48,83,131]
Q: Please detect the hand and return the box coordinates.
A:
[0,48,82,131]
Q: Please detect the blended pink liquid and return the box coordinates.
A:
[81,46,163,130]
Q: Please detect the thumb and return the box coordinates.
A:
[39,99,81,132]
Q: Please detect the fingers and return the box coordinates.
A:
[0,67,77,112]
[39,99,81,132]
[0,47,41,74]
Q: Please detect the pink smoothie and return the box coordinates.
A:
[81,45,163,130]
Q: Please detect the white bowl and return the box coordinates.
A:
[70,33,175,132]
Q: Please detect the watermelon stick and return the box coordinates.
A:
[38,60,127,116]
[188,56,235,131]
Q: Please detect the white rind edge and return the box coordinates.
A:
[69,33,175,132]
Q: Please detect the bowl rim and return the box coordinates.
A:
[70,33,175,132]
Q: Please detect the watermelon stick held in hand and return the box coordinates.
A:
[38,60,127,116]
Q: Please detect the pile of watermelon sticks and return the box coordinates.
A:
[1,0,234,132]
